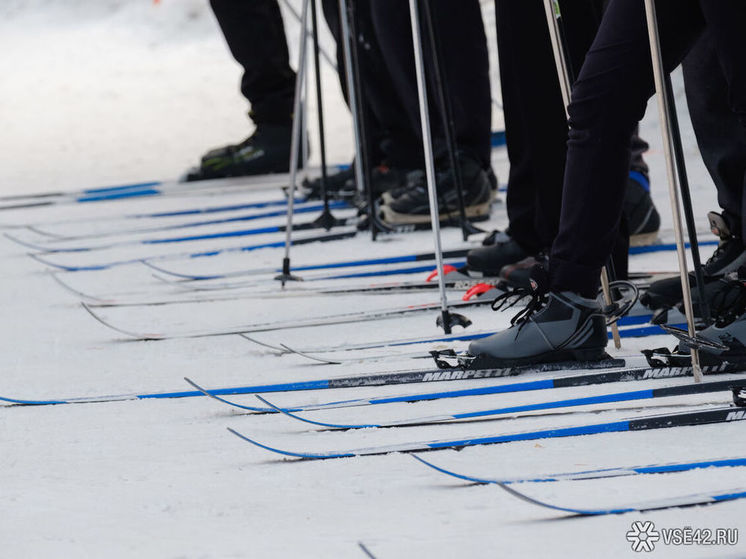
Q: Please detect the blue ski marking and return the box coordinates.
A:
[226,427,354,459]
[412,454,746,484]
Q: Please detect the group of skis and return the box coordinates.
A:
[3,0,746,520]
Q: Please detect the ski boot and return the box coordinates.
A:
[379,153,492,226]
[641,211,746,315]
[465,231,530,279]
[185,124,297,181]
[499,253,549,289]
[465,267,611,369]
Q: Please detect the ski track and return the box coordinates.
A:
[1,3,744,558]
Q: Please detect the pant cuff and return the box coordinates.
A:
[549,255,602,299]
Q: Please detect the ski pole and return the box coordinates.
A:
[409,0,471,334]
[277,0,310,285]
[309,0,345,230]
[419,0,485,241]
[643,0,702,382]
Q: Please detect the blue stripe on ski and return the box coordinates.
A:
[425,420,631,449]
[140,198,309,218]
[629,240,718,255]
[322,262,466,281]
[30,231,357,271]
[0,379,332,405]
[81,181,163,195]
[371,380,556,406]
[413,455,746,484]
[76,189,161,203]
[451,390,654,420]
[227,428,355,459]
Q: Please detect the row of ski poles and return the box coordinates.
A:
[278,0,710,381]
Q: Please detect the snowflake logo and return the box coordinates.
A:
[626,521,661,552]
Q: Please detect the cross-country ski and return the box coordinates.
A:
[5,1,746,555]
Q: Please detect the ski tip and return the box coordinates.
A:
[278,343,341,364]
[240,334,287,353]
[80,302,163,340]
[183,377,271,412]
[411,454,494,485]
[255,394,373,430]
[226,427,345,459]
[0,395,64,406]
[4,231,48,251]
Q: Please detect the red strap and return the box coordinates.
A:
[426,264,458,283]
[463,283,495,301]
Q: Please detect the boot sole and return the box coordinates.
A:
[469,347,610,369]
[379,200,492,225]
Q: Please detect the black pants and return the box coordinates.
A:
[209,0,296,126]
[550,0,746,298]
[496,0,647,259]
[683,30,746,240]
[321,0,420,168]
[369,0,492,169]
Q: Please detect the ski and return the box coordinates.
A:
[143,249,477,282]
[79,287,669,341]
[2,355,737,409]
[49,262,472,306]
[0,360,559,407]
[143,240,716,283]
[254,378,744,430]
[27,229,358,272]
[18,201,351,245]
[79,288,506,340]
[227,404,746,460]
[411,454,746,484]
[194,362,740,415]
[0,168,341,211]
[484,480,746,516]
[6,203,352,253]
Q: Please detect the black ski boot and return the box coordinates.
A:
[499,254,549,289]
[466,268,610,368]
[379,153,492,226]
[675,306,746,363]
[185,124,297,181]
[302,166,355,200]
[641,211,746,314]
[465,231,530,278]
[624,172,660,247]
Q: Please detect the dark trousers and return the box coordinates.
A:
[321,0,420,168]
[550,0,746,297]
[369,0,493,169]
[497,0,647,259]
[209,0,296,125]
[683,30,746,240]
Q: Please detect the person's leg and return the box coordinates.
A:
[550,0,704,298]
[210,0,295,125]
[369,0,491,168]
[684,16,746,241]
[495,0,566,254]
[370,0,493,225]
[186,0,299,180]
[684,29,746,248]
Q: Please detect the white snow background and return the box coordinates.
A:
[0,1,744,558]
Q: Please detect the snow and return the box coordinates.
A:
[1,2,745,558]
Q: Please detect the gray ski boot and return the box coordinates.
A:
[467,274,611,369]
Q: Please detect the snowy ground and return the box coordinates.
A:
[1,2,745,558]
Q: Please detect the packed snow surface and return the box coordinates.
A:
[1,1,744,558]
